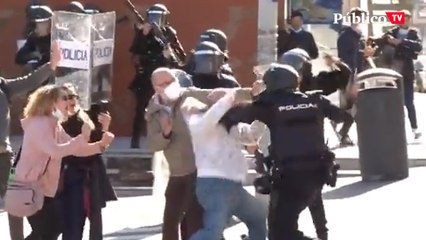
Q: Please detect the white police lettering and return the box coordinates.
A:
[61,48,88,61]
[278,103,318,111]
[333,13,388,24]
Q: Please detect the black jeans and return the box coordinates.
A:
[308,190,328,239]
[403,79,418,129]
[268,168,324,240]
[58,178,103,240]
[26,197,61,240]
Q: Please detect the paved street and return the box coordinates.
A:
[2,167,426,239]
[1,94,425,239]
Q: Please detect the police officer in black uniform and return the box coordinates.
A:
[223,63,353,240]
[280,48,354,146]
[186,29,233,76]
[16,5,52,74]
[191,41,240,89]
[129,3,184,148]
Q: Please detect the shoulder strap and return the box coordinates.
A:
[12,147,22,168]
[0,78,11,103]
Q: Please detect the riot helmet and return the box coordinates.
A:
[262,63,300,92]
[171,69,193,87]
[67,1,86,13]
[199,29,228,52]
[278,48,310,71]
[28,5,53,23]
[193,41,225,75]
[146,4,169,28]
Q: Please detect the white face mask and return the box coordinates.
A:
[162,81,183,102]
[52,108,66,122]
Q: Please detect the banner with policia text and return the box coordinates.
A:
[58,40,91,70]
[51,11,116,109]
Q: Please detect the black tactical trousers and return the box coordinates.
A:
[268,168,324,240]
[130,88,155,148]
[309,190,328,240]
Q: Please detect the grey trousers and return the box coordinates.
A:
[0,152,24,240]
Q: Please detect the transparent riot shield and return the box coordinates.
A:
[51,11,92,109]
[90,12,116,104]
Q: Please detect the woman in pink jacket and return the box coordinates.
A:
[15,84,114,240]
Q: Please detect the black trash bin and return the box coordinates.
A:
[355,68,408,181]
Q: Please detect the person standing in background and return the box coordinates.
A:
[277,11,319,60]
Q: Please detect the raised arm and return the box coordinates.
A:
[28,120,97,160]
[320,95,353,123]
[4,63,55,97]
[191,92,235,131]
[183,87,253,104]
[56,125,108,157]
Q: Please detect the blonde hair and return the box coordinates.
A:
[62,83,95,130]
[23,85,67,118]
[62,82,78,96]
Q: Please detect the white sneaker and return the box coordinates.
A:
[413,129,422,140]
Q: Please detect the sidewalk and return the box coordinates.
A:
[2,167,426,239]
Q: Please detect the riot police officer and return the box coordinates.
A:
[223,63,353,240]
[191,41,239,89]
[186,29,233,76]
[129,3,185,148]
[280,48,354,146]
[16,5,52,73]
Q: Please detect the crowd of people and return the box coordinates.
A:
[0,1,423,240]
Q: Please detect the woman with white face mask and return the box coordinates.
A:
[5,84,114,240]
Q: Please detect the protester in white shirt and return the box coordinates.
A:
[182,90,267,240]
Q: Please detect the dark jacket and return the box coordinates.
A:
[337,27,366,73]
[378,26,422,80]
[277,29,319,59]
[301,61,352,96]
[60,111,117,213]
[15,34,51,69]
[129,27,179,92]
[224,90,353,160]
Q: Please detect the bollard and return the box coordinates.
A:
[355,68,408,181]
